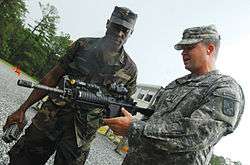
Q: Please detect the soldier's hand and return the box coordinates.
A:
[3,109,26,131]
[103,108,132,136]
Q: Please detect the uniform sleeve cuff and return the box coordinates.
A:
[127,118,146,144]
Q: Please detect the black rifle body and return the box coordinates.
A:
[17,78,155,117]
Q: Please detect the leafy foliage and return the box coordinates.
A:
[0,0,27,59]
[0,1,71,79]
[210,154,242,165]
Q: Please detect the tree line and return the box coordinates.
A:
[0,1,71,79]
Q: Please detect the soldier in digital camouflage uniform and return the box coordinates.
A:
[3,6,138,165]
[104,25,245,165]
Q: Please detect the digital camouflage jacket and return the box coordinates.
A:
[123,70,244,165]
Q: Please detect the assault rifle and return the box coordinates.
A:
[2,76,155,143]
[16,76,155,118]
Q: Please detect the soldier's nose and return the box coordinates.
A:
[118,30,125,38]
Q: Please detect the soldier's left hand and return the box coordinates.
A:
[103,107,132,136]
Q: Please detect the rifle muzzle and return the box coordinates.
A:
[17,79,34,88]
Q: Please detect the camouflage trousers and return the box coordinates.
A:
[7,99,102,165]
[8,123,90,165]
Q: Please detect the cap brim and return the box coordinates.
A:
[174,38,203,50]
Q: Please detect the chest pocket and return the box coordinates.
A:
[113,69,131,84]
[156,86,195,115]
[67,48,99,79]
[75,50,99,75]
[90,67,131,86]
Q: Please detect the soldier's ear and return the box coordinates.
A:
[207,43,215,56]
[106,19,110,29]
[127,30,133,38]
[130,30,134,35]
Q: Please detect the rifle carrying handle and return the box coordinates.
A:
[17,79,33,88]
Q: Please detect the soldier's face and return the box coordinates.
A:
[105,22,131,50]
[181,42,210,74]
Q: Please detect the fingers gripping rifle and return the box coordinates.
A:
[17,76,155,118]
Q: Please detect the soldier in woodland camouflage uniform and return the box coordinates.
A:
[3,6,138,165]
[104,25,245,165]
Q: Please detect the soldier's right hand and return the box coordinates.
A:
[3,109,26,131]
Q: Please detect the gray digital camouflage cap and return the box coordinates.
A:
[174,25,220,50]
[110,6,137,30]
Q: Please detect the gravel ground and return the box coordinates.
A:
[0,60,124,165]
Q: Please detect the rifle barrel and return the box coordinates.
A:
[17,79,64,94]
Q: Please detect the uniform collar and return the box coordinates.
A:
[176,70,219,84]
[97,38,126,66]
[119,47,126,64]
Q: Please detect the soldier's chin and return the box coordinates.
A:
[115,40,122,46]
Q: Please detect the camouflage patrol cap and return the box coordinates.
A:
[174,25,221,50]
[110,6,137,30]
